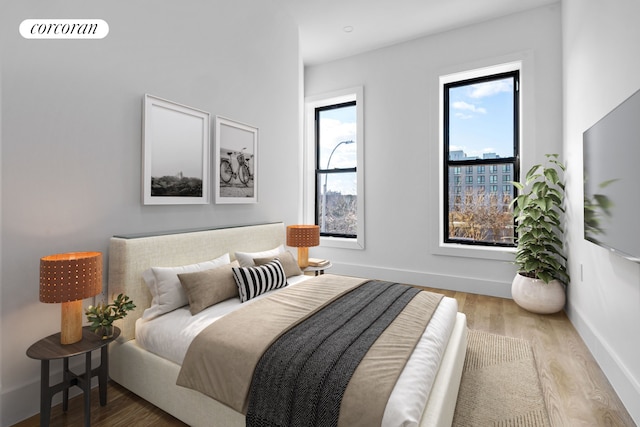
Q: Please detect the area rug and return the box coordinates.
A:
[452,330,551,427]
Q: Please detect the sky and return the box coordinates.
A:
[218,121,255,156]
[318,105,357,195]
[151,105,205,178]
[448,77,515,159]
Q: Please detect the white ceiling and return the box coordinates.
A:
[274,0,559,65]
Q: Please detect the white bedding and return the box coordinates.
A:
[135,275,458,427]
[136,274,311,365]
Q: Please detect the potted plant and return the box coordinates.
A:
[510,154,569,314]
[85,293,136,339]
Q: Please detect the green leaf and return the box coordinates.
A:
[528,209,542,221]
[544,168,560,185]
[538,271,554,283]
[530,181,545,196]
[525,164,542,182]
[512,181,524,191]
[598,178,618,189]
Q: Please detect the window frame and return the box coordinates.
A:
[442,69,520,248]
[304,87,365,250]
[314,100,357,238]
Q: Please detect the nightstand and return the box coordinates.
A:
[26,326,120,427]
[304,261,332,276]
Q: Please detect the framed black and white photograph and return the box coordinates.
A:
[214,116,258,204]
[142,94,210,205]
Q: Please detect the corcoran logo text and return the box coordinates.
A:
[20,19,109,39]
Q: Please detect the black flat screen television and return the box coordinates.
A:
[583,88,640,262]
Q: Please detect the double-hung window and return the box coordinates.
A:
[305,87,364,249]
[443,69,519,247]
[315,101,357,237]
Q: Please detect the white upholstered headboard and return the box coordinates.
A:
[107,222,286,341]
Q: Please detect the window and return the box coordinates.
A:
[305,87,364,249]
[315,102,357,238]
[444,69,519,246]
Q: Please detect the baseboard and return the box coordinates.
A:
[566,301,640,424]
[328,262,513,299]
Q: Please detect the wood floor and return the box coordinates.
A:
[13,289,636,427]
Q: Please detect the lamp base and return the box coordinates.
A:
[61,300,83,344]
[297,247,309,269]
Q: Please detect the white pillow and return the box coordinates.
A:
[235,244,285,267]
[142,253,230,320]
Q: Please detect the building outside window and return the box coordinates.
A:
[443,69,519,246]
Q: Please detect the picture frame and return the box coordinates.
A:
[142,94,210,205]
[214,116,258,204]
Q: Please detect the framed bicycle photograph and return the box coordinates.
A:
[214,116,258,204]
[142,94,210,205]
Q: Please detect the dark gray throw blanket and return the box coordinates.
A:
[246,280,421,427]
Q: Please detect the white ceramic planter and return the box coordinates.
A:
[511,273,566,314]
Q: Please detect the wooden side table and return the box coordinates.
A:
[26,326,120,427]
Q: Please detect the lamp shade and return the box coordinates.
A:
[40,252,103,303]
[40,251,103,344]
[286,225,320,248]
[287,225,320,269]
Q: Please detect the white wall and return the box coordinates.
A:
[0,1,300,425]
[562,0,640,423]
[305,5,563,298]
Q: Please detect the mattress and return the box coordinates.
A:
[135,275,458,426]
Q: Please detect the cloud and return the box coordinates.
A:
[320,117,356,139]
[469,79,512,98]
[452,101,486,114]
[318,117,357,168]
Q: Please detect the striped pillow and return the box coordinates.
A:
[232,258,288,302]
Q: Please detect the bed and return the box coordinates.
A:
[107,222,467,427]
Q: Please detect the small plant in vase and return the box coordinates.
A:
[85,294,135,339]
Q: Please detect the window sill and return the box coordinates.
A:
[320,235,364,250]
[433,242,515,261]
